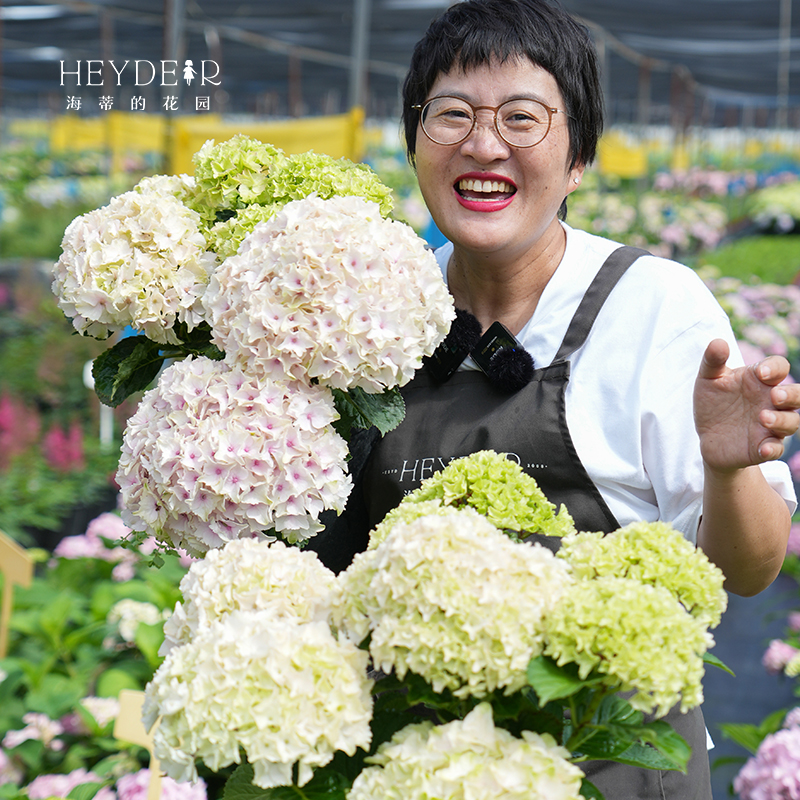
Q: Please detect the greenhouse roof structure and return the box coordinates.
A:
[1,0,798,126]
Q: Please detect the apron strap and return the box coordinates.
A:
[554,245,650,362]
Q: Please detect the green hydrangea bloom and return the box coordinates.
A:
[401,450,575,540]
[543,576,711,716]
[557,521,727,628]
[191,134,286,214]
[206,203,283,258]
[334,507,572,699]
[268,151,394,217]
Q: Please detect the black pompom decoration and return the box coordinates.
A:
[486,346,535,393]
[449,307,483,352]
[425,307,483,382]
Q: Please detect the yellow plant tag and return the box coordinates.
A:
[114,689,162,800]
[0,530,34,658]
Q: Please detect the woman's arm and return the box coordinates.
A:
[695,338,800,596]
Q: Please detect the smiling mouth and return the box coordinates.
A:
[456,177,516,202]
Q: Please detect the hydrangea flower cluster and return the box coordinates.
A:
[107,598,168,644]
[543,576,711,716]
[161,538,337,655]
[733,715,800,800]
[334,507,572,698]
[143,610,373,790]
[346,703,584,800]
[557,521,728,627]
[204,194,454,391]
[385,450,576,543]
[52,184,216,344]
[116,356,351,554]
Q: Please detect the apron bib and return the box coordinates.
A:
[314,245,712,799]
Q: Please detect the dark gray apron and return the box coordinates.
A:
[311,245,713,799]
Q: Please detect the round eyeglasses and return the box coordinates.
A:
[413,95,570,148]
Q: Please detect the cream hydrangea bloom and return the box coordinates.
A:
[52,184,216,344]
[543,576,711,716]
[116,356,351,555]
[203,194,454,392]
[346,703,584,800]
[334,507,572,698]
[557,521,727,628]
[161,538,336,655]
[143,610,373,789]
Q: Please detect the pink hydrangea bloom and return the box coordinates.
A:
[789,452,800,482]
[763,639,800,674]
[26,769,115,800]
[734,725,800,800]
[784,707,800,729]
[116,769,206,800]
[2,712,64,750]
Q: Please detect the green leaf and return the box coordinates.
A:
[223,763,350,800]
[67,781,108,800]
[721,724,764,755]
[580,778,605,800]
[703,651,735,676]
[526,656,604,705]
[134,621,166,670]
[92,336,164,407]
[631,721,691,771]
[331,386,405,440]
[96,667,142,698]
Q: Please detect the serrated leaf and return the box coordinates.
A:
[92,336,164,407]
[526,656,603,704]
[331,386,405,440]
[223,763,350,800]
[631,721,690,771]
[703,651,735,676]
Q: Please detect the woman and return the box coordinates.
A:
[311,0,800,796]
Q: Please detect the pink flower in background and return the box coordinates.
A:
[43,421,85,472]
[116,770,206,800]
[2,712,64,751]
[788,612,800,632]
[0,392,41,470]
[787,524,800,557]
[0,749,22,786]
[789,452,800,482]
[784,707,800,728]
[26,769,115,800]
[734,724,800,800]
[763,639,800,674]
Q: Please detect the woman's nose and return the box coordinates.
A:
[458,115,511,160]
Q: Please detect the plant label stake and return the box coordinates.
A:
[0,530,33,658]
[114,689,162,800]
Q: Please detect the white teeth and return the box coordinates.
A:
[459,178,513,193]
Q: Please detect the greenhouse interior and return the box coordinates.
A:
[1,0,800,798]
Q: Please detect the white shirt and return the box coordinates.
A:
[435,224,796,542]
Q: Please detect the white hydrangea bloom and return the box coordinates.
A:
[52,186,216,344]
[107,598,167,643]
[161,539,336,655]
[117,356,351,555]
[203,194,454,392]
[543,576,711,716]
[334,507,572,698]
[143,610,373,789]
[347,703,584,800]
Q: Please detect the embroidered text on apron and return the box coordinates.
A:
[360,244,712,800]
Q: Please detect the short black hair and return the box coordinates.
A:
[401,0,604,171]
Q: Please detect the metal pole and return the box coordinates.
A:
[348,0,372,111]
[777,0,792,128]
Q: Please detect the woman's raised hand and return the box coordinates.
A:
[694,338,800,473]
